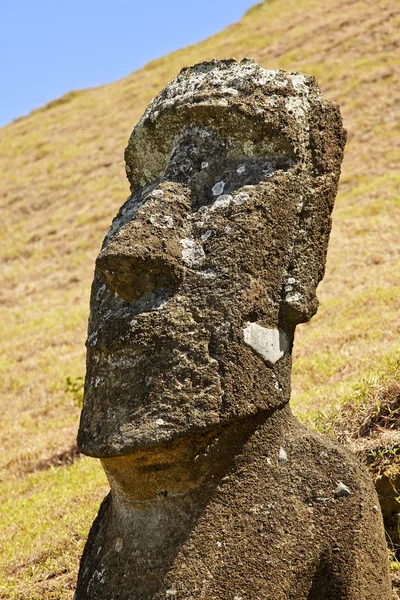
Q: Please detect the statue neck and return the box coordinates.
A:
[101,404,293,505]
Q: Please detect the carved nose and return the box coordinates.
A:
[96,244,183,303]
[96,183,191,302]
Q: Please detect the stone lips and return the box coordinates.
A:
[75,409,392,599]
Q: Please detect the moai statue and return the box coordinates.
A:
[75,59,391,599]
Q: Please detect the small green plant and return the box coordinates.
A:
[389,549,400,572]
[65,376,84,408]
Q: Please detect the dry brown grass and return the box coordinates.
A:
[311,353,400,453]
[311,354,400,587]
[0,0,399,596]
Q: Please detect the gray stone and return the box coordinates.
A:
[75,59,391,599]
[334,481,352,498]
[278,446,288,464]
[243,323,289,365]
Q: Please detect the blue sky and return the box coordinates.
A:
[0,0,256,127]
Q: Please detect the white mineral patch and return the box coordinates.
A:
[296,196,304,212]
[243,323,289,364]
[237,165,246,174]
[106,354,140,369]
[278,447,288,464]
[210,194,232,211]
[115,538,123,552]
[334,481,351,498]
[201,229,213,241]
[91,569,105,584]
[232,192,249,205]
[87,331,98,346]
[285,292,302,304]
[285,96,310,119]
[155,299,168,311]
[96,284,107,301]
[151,189,164,198]
[201,270,217,279]
[155,418,165,426]
[149,214,174,229]
[290,73,308,94]
[180,237,206,267]
[212,181,225,196]
[201,161,209,169]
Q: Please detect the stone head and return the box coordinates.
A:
[77,58,346,457]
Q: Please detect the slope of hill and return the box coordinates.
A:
[0,0,399,596]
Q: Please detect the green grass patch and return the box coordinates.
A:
[302,352,400,433]
[0,458,108,599]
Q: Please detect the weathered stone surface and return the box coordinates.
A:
[75,59,391,599]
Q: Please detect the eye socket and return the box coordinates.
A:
[161,125,296,210]
[190,155,295,210]
[215,155,293,191]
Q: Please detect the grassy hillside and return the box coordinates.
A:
[0,0,399,596]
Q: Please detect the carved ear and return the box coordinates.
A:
[281,100,346,326]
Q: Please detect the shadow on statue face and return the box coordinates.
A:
[78,119,302,458]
